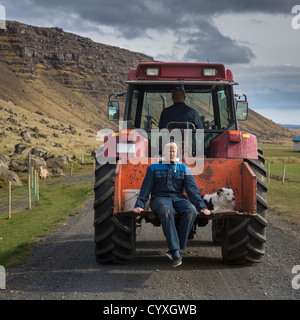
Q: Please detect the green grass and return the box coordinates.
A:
[259,143,300,226]
[0,178,93,268]
[258,143,300,159]
[267,179,300,224]
[268,162,300,182]
[260,143,300,183]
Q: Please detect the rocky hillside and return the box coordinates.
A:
[0,21,154,186]
[239,108,294,142]
[0,21,153,132]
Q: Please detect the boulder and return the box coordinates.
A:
[53,142,62,148]
[21,130,31,140]
[46,155,70,167]
[31,147,48,159]
[14,143,32,155]
[0,166,23,186]
[51,168,65,176]
[27,156,47,168]
[46,155,65,167]
[0,154,9,169]
[9,159,28,172]
[36,133,48,139]
[6,116,18,125]
[59,155,71,163]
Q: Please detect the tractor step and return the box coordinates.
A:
[113,210,256,220]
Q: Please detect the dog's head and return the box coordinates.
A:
[217,187,235,202]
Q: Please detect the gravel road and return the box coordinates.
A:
[0,199,299,300]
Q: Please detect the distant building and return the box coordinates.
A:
[292,135,300,152]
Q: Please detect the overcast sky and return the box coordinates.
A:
[2,0,300,125]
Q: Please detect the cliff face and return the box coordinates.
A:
[0,21,153,131]
[3,21,152,90]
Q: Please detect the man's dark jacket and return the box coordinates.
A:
[134,160,207,212]
[158,102,203,129]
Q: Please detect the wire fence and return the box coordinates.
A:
[0,169,39,220]
[0,161,96,220]
[266,160,300,185]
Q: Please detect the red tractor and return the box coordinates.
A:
[94,62,267,264]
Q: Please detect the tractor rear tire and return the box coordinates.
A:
[221,151,268,264]
[211,219,223,244]
[93,157,136,264]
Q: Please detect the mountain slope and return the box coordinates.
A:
[239,108,294,142]
[0,21,153,132]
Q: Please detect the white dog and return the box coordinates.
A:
[202,187,235,213]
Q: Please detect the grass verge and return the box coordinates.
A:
[266,179,300,225]
[0,178,93,268]
[259,142,300,227]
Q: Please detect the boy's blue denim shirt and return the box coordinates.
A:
[134,160,207,212]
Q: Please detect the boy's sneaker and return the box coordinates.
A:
[172,255,182,268]
[166,251,173,261]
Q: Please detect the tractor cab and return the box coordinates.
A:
[108,63,252,159]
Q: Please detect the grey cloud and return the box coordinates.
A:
[20,0,182,32]
[13,0,296,15]
[170,0,295,15]
[183,20,255,64]
[8,0,293,64]
[233,65,300,94]
[11,0,295,32]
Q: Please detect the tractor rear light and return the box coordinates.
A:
[120,130,136,142]
[117,143,136,154]
[146,68,160,76]
[203,68,217,76]
[229,130,242,143]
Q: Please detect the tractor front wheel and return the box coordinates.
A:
[93,156,136,264]
[221,151,268,264]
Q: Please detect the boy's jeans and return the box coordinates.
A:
[150,195,197,256]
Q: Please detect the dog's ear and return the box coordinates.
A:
[217,188,224,195]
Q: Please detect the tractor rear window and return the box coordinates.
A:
[128,85,233,130]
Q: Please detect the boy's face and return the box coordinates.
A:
[164,144,177,162]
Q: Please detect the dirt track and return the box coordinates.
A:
[0,198,300,300]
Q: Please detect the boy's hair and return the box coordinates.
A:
[163,142,178,154]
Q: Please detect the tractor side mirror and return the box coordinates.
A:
[108,101,119,120]
[236,101,248,121]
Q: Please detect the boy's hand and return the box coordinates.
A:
[133,207,144,213]
[200,209,211,215]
